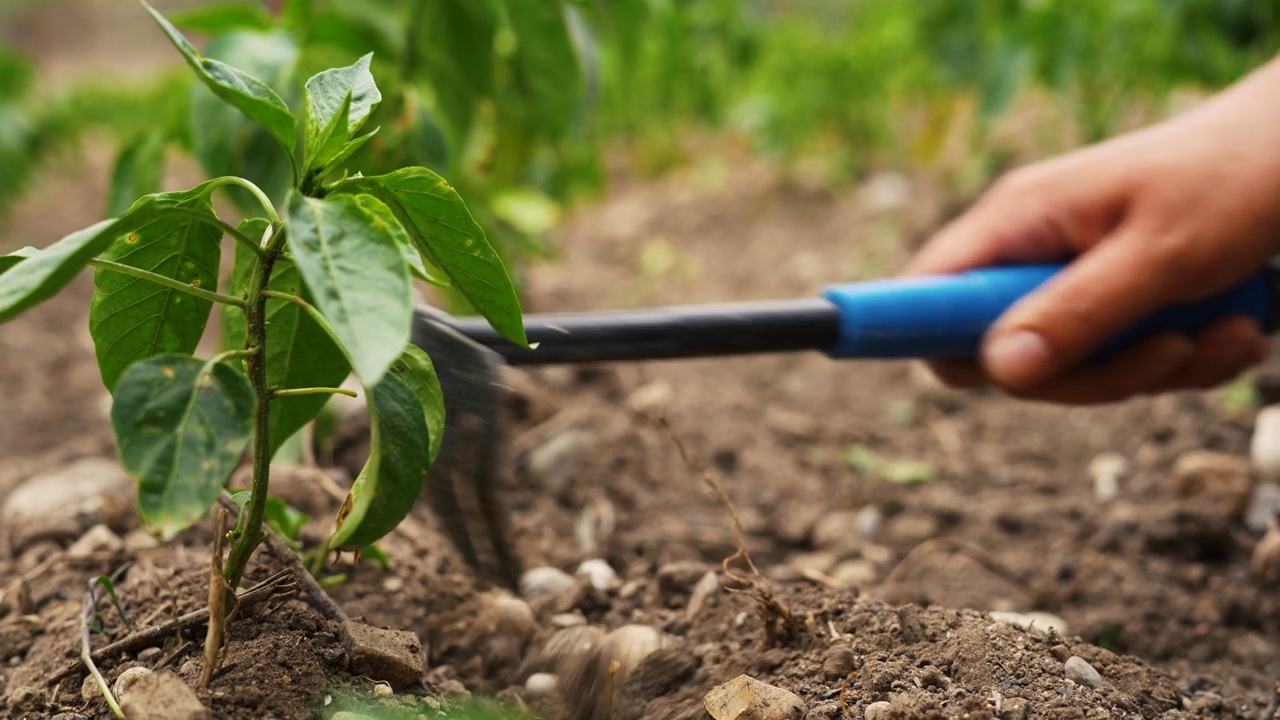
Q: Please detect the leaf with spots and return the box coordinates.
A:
[284,191,411,386]
[89,194,223,393]
[0,198,162,324]
[111,354,256,541]
[338,168,526,346]
[326,369,430,551]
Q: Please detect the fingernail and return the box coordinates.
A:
[983,330,1052,387]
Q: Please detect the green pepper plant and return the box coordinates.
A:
[0,0,525,647]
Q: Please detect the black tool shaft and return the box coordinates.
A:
[415,299,841,365]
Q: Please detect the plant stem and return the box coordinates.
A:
[209,177,281,225]
[262,290,346,352]
[166,207,267,259]
[88,259,246,308]
[221,224,287,590]
[270,386,357,399]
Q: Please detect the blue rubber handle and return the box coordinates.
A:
[822,264,1276,359]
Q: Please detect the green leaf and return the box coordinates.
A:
[169,2,273,35]
[504,0,583,141]
[285,192,411,385]
[327,370,430,551]
[0,246,36,276]
[261,257,353,457]
[0,200,160,324]
[106,131,167,218]
[111,354,257,541]
[264,496,309,542]
[89,197,222,392]
[223,218,352,457]
[389,344,445,464]
[303,53,381,169]
[190,31,299,208]
[354,190,442,288]
[338,168,525,346]
[143,2,297,171]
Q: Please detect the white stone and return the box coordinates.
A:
[1252,405,1280,481]
[519,566,577,602]
[1064,656,1102,689]
[576,559,618,591]
[1089,452,1127,502]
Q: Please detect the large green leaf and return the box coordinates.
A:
[284,192,411,386]
[0,199,160,324]
[105,131,167,218]
[111,354,256,540]
[189,30,299,207]
[89,195,222,392]
[223,219,351,458]
[169,2,273,35]
[505,0,583,141]
[339,168,525,345]
[143,2,297,171]
[0,246,36,276]
[389,344,444,464]
[327,370,430,551]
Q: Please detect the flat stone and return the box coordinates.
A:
[1,458,133,551]
[66,524,124,560]
[704,674,804,720]
[339,621,426,689]
[118,670,210,720]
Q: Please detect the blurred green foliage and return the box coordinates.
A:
[4,0,1279,250]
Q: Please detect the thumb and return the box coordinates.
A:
[980,226,1188,389]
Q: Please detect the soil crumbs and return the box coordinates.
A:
[3,40,1280,715]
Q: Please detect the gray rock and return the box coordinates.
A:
[576,559,618,591]
[67,524,124,560]
[704,674,804,720]
[524,672,558,696]
[519,566,576,602]
[524,429,593,494]
[339,621,426,689]
[1064,655,1102,689]
[111,666,153,702]
[863,701,896,720]
[686,571,721,619]
[1246,482,1280,532]
[1,458,133,551]
[118,670,210,719]
[1251,405,1280,481]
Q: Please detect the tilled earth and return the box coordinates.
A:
[5,6,1280,719]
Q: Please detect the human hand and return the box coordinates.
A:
[902,58,1280,404]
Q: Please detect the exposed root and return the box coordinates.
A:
[838,670,859,719]
[656,417,803,646]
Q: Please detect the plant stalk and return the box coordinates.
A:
[271,386,357,399]
[222,223,287,590]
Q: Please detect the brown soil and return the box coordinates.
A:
[4,5,1280,720]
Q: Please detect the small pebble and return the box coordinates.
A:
[1089,452,1127,503]
[67,524,124,559]
[519,566,576,602]
[703,674,804,720]
[1246,482,1280,533]
[657,562,711,595]
[137,647,162,664]
[524,672,558,696]
[864,701,896,720]
[112,667,153,701]
[1064,655,1102,689]
[382,576,405,593]
[1251,405,1280,481]
[372,682,394,697]
[686,571,721,619]
[576,559,618,591]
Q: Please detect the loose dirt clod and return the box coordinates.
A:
[339,620,426,689]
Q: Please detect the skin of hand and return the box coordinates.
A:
[902,56,1280,404]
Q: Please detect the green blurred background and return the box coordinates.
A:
[1,0,1278,278]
